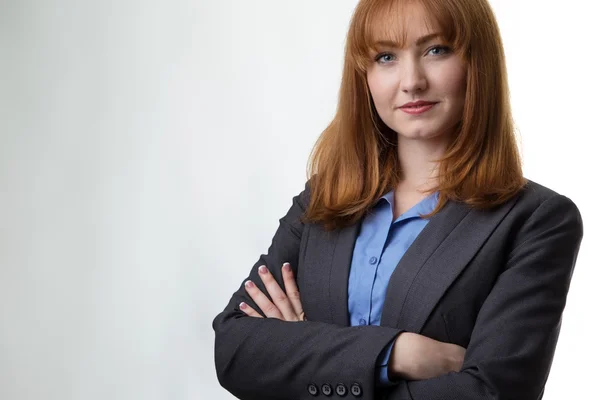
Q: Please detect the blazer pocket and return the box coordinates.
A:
[441,303,477,348]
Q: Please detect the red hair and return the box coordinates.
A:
[303,0,526,231]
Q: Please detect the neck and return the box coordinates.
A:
[396,134,449,193]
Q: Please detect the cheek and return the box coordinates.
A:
[444,67,467,99]
[367,74,393,109]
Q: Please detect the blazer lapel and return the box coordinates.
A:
[328,221,361,326]
[324,198,472,328]
[379,200,471,328]
[300,220,360,326]
[381,196,520,332]
[325,199,472,328]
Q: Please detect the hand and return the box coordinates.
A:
[390,332,466,381]
[240,262,307,322]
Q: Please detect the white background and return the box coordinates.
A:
[0,1,597,399]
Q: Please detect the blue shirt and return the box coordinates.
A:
[347,189,440,386]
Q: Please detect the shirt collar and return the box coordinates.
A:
[378,189,440,219]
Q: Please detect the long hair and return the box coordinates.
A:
[303,0,527,231]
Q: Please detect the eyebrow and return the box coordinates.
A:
[374,32,443,48]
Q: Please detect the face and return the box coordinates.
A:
[366,3,467,143]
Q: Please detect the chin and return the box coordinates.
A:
[394,128,446,141]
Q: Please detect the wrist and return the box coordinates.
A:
[389,332,409,379]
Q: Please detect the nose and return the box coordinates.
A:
[399,60,427,93]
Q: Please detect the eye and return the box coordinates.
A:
[426,45,451,56]
[374,52,395,64]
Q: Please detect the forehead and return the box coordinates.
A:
[366,1,443,49]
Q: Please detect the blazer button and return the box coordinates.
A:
[321,383,333,396]
[307,383,319,396]
[336,383,348,397]
[351,383,362,397]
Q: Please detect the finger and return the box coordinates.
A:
[257,265,298,321]
[239,302,263,318]
[282,262,305,320]
[244,279,284,319]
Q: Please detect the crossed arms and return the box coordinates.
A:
[213,181,583,400]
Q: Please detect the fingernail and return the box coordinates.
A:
[239,302,247,310]
[282,263,290,272]
[244,280,255,288]
[258,265,268,274]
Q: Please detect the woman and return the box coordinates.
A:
[212,0,583,399]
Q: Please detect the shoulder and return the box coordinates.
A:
[512,178,580,216]
[296,177,313,209]
[517,178,563,204]
[506,178,583,250]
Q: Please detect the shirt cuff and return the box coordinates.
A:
[375,335,402,387]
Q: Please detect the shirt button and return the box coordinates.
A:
[359,318,366,325]
[369,256,378,265]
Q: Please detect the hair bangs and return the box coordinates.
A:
[349,0,470,71]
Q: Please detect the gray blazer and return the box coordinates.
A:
[213,178,583,400]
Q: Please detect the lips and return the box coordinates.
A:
[400,101,438,108]
[399,102,437,115]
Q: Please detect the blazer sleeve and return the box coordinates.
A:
[382,194,584,400]
[212,179,402,400]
